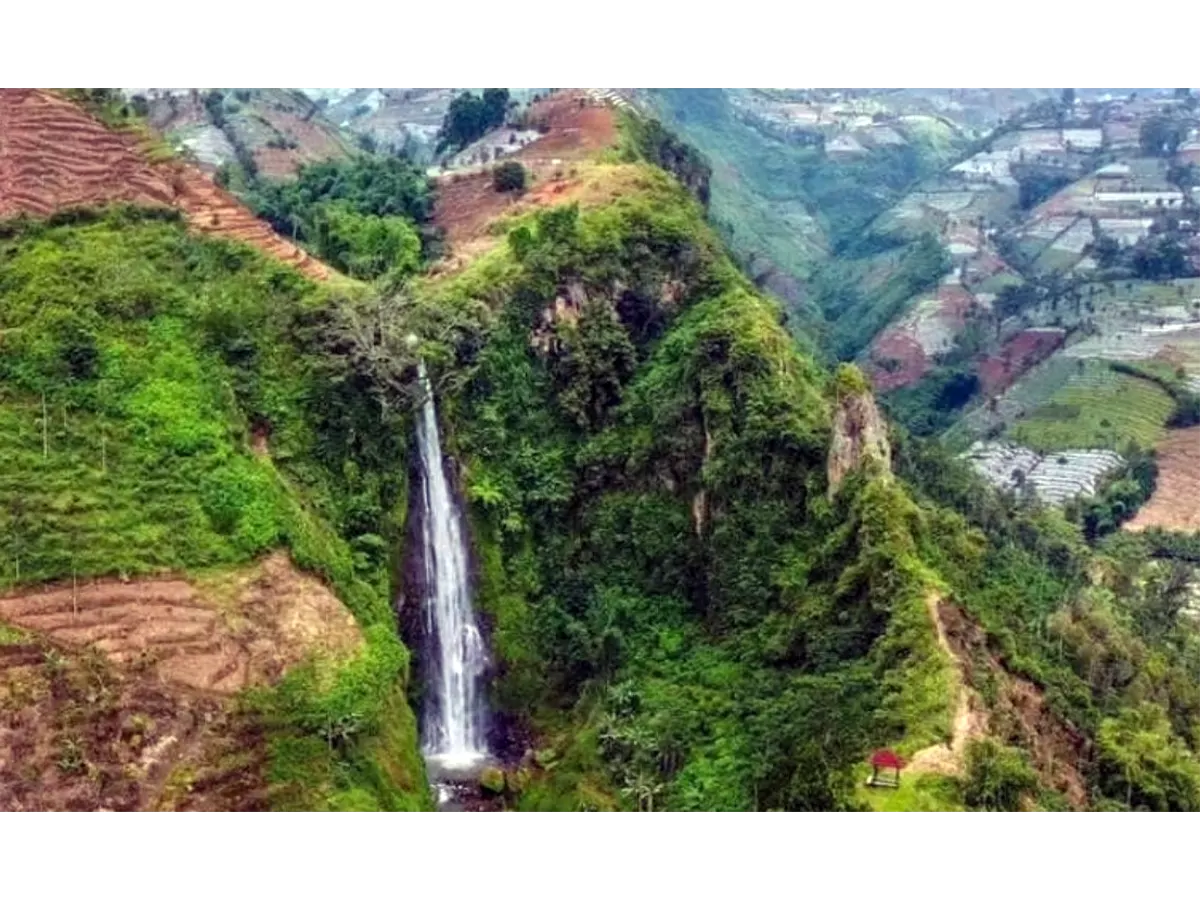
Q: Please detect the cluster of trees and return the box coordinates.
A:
[814,233,950,361]
[1015,168,1072,211]
[882,366,980,437]
[620,113,712,208]
[1090,231,1192,281]
[436,88,510,154]
[244,156,434,281]
[1131,235,1193,280]
[1071,445,1157,539]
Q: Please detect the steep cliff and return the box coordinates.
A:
[827,363,893,497]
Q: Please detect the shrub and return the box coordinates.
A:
[962,739,1038,810]
[493,160,527,194]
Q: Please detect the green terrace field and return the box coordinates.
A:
[1008,360,1176,452]
[945,354,1078,450]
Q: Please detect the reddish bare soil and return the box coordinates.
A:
[0,88,176,217]
[1126,426,1200,533]
[431,91,622,263]
[432,162,647,270]
[0,553,360,810]
[0,89,331,280]
[516,90,619,163]
[251,105,351,180]
[938,600,1090,808]
[977,328,1066,396]
[867,332,930,392]
[0,552,362,696]
[0,638,268,811]
[866,285,976,393]
[167,163,331,279]
[433,169,529,250]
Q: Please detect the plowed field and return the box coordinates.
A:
[0,89,330,280]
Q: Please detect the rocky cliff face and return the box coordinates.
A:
[827,368,892,497]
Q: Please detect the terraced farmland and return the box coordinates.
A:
[947,354,1081,450]
[965,441,1125,505]
[1008,360,1175,452]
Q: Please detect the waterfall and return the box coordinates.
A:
[413,361,490,778]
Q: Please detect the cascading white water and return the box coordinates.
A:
[413,360,490,778]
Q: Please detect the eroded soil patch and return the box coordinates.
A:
[1126,426,1200,533]
[0,635,267,811]
[938,600,1090,808]
[0,552,361,696]
[0,552,361,810]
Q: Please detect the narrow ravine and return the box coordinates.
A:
[412,360,494,809]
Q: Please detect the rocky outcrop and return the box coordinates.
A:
[826,366,892,497]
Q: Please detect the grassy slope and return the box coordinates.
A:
[0,208,429,810]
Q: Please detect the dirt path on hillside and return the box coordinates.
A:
[936,600,1091,808]
[906,593,987,776]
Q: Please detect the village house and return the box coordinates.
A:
[866,124,906,146]
[1102,120,1140,150]
[1094,190,1184,209]
[1178,141,1200,165]
[951,150,1014,183]
[1000,128,1064,153]
[1094,162,1132,179]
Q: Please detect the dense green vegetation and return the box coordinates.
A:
[372,167,967,810]
[618,112,712,208]
[0,207,429,810]
[809,234,951,360]
[13,94,1200,814]
[242,155,436,280]
[897,434,1200,810]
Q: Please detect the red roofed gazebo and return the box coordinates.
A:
[867,749,905,789]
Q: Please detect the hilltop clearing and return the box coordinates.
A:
[430,91,687,268]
